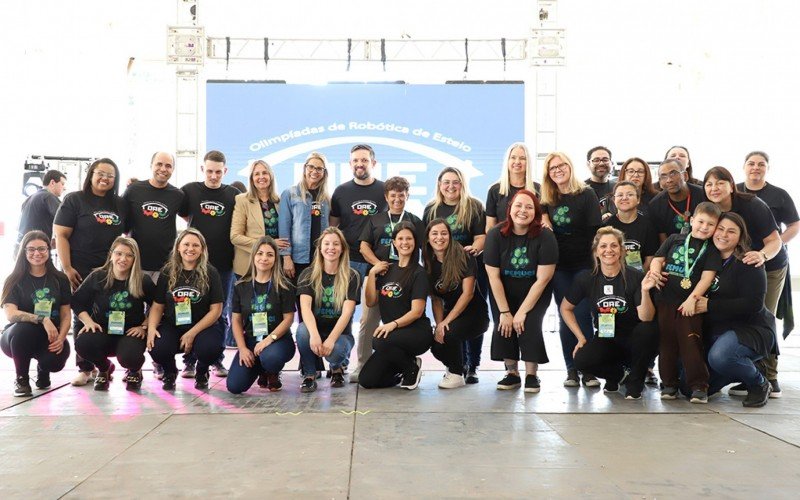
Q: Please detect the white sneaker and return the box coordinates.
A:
[349,368,360,384]
[438,371,465,389]
[71,369,98,386]
[212,363,228,378]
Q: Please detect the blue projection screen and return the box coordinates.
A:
[206,82,524,216]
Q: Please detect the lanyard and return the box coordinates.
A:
[682,236,708,281]
[667,190,692,222]
[388,211,405,232]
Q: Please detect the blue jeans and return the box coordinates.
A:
[552,268,595,370]
[221,269,236,347]
[226,335,296,394]
[708,330,766,394]
[295,322,354,377]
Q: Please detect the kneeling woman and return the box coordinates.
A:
[360,221,433,390]
[1,231,71,396]
[697,213,776,407]
[296,227,361,392]
[425,218,489,388]
[563,227,659,400]
[227,236,296,394]
[485,190,557,392]
[148,228,225,390]
[73,237,155,391]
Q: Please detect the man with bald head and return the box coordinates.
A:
[648,158,705,242]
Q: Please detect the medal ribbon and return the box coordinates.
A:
[682,237,708,282]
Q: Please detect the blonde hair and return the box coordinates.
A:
[162,228,211,294]
[299,227,358,312]
[298,152,331,204]
[591,227,628,288]
[247,160,280,204]
[540,152,587,206]
[241,236,290,291]
[98,237,146,298]
[498,142,537,196]
[425,166,483,230]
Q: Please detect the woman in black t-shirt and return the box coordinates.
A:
[359,222,433,390]
[296,227,361,393]
[73,237,155,391]
[605,181,659,272]
[226,236,296,394]
[1,231,71,396]
[485,190,557,392]
[424,218,489,389]
[563,227,659,400]
[603,157,657,218]
[147,228,225,391]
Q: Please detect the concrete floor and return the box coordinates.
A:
[2,321,800,499]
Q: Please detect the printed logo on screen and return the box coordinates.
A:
[351,200,378,217]
[141,202,169,219]
[200,201,226,217]
[94,211,121,226]
[380,282,403,299]
[172,286,202,303]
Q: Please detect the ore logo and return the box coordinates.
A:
[380,282,403,298]
[142,202,169,219]
[94,211,121,225]
[351,200,378,217]
[173,286,202,303]
[200,201,225,217]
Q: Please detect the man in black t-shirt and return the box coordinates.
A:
[648,159,704,242]
[18,169,66,245]
[584,146,616,213]
[330,144,387,383]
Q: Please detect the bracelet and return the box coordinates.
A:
[761,251,768,261]
[393,320,399,329]
[499,310,510,315]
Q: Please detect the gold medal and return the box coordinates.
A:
[680,278,692,290]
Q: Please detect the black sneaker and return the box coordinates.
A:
[661,386,678,400]
[14,376,32,397]
[563,369,579,387]
[194,370,209,390]
[625,391,642,400]
[162,373,177,391]
[604,380,619,393]
[257,373,269,388]
[266,373,282,392]
[331,371,345,388]
[126,370,143,391]
[769,379,782,399]
[300,377,317,393]
[690,389,708,404]
[582,373,601,388]
[35,366,51,390]
[400,357,423,390]
[743,378,771,408]
[644,369,659,386]
[524,375,541,393]
[728,383,748,397]
[465,369,479,385]
[153,362,165,381]
[94,371,111,391]
[497,373,522,390]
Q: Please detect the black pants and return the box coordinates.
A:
[431,304,489,375]
[1,323,70,376]
[490,287,552,364]
[573,321,659,393]
[359,320,433,388]
[463,254,489,370]
[150,321,225,376]
[74,332,147,372]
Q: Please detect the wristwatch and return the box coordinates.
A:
[270,333,278,341]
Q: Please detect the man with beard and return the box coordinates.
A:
[584,146,616,213]
[648,158,705,242]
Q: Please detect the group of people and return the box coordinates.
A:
[3,143,796,409]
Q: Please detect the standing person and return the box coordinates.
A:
[424,167,487,384]
[584,146,617,213]
[664,145,701,186]
[147,229,224,391]
[296,228,361,392]
[179,150,239,377]
[359,222,432,390]
[18,169,67,245]
[603,157,657,218]
[604,181,660,272]
[648,159,705,242]
[484,191,557,392]
[226,237,296,394]
[329,144,387,383]
[540,152,601,387]
[648,202,722,403]
[1,231,71,396]
[485,142,541,232]
[425,218,489,389]
[72,237,155,391]
[564,227,660,400]
[360,176,425,265]
[53,158,126,386]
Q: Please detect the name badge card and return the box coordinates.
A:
[598,313,615,338]
[34,299,53,319]
[175,301,192,326]
[252,312,269,338]
[108,311,126,335]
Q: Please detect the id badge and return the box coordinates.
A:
[626,250,643,272]
[598,313,615,338]
[34,299,53,319]
[108,311,125,335]
[252,312,269,338]
[175,300,192,326]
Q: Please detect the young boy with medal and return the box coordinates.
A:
[648,202,723,403]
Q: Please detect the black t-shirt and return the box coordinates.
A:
[429,255,485,312]
[359,211,425,262]
[654,233,722,303]
[122,181,185,271]
[485,182,542,223]
[542,189,601,271]
[728,195,788,272]
[297,267,361,333]
[72,270,155,331]
[330,180,387,262]
[19,189,61,240]
[423,200,486,247]
[737,182,800,232]
[308,187,323,248]
[3,272,71,321]
[375,264,430,329]
[584,179,616,213]
[154,265,224,330]
[179,182,239,273]
[648,183,705,237]
[605,214,660,272]
[566,266,643,335]
[53,191,126,276]
[232,279,296,337]
[483,226,559,307]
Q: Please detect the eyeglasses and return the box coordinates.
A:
[94,172,116,180]
[590,157,611,164]
[658,170,684,182]
[548,163,569,172]
[305,164,325,173]
[112,250,135,259]
[440,180,462,187]
[25,246,49,255]
[625,169,647,177]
